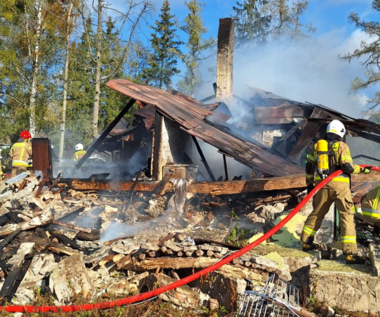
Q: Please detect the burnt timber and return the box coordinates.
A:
[59,172,380,196]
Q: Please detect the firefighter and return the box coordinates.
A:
[0,156,4,180]
[9,131,32,178]
[301,120,371,264]
[355,185,380,232]
[73,143,86,161]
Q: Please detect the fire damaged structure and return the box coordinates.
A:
[4,18,380,315]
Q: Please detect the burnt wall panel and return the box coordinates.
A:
[32,138,52,178]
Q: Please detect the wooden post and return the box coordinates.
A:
[223,155,228,180]
[192,136,216,181]
[75,98,135,168]
[152,112,164,180]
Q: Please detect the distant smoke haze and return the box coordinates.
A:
[197,29,374,119]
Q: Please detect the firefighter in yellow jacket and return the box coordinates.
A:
[9,130,32,178]
[355,186,380,231]
[301,120,371,264]
[73,143,86,161]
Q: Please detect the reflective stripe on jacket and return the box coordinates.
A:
[10,141,32,167]
[360,185,380,219]
[73,150,86,161]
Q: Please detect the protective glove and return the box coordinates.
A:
[307,183,314,194]
[362,166,373,174]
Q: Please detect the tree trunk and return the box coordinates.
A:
[92,0,103,138]
[59,2,74,159]
[29,0,43,137]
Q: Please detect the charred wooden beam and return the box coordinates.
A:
[47,229,81,250]
[0,230,20,250]
[75,98,136,168]
[0,211,53,238]
[153,174,170,197]
[62,174,307,193]
[32,138,52,179]
[152,112,164,180]
[61,172,380,195]
[103,235,135,246]
[223,155,228,181]
[51,219,93,234]
[192,136,216,181]
[254,105,304,125]
[120,256,217,271]
[76,230,101,241]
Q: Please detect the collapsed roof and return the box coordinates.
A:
[105,79,380,178]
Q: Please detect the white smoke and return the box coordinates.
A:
[197,29,374,119]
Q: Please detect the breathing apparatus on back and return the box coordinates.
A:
[316,120,346,179]
[316,139,329,179]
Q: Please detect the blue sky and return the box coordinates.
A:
[112,0,379,118]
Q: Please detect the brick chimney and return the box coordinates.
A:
[216,18,234,102]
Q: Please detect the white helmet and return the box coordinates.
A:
[326,120,346,138]
[75,143,84,151]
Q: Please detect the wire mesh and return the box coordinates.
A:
[236,273,300,317]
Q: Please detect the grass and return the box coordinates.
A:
[0,293,235,317]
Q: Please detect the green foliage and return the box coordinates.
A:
[265,0,316,40]
[225,222,250,246]
[0,0,67,139]
[232,0,271,46]
[232,0,315,46]
[341,0,380,110]
[231,208,239,220]
[177,0,215,96]
[143,0,182,89]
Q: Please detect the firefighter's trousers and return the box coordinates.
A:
[11,166,27,178]
[301,183,357,255]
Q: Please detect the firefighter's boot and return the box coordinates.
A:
[302,237,319,252]
[346,254,366,265]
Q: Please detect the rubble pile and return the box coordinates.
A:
[0,172,312,310]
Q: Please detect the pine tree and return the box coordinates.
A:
[232,0,271,46]
[177,0,215,96]
[232,0,315,46]
[144,0,182,89]
[341,0,380,110]
[267,0,315,40]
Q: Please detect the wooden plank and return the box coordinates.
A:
[52,219,92,234]
[254,105,304,124]
[120,257,216,271]
[0,230,20,250]
[65,175,307,194]
[63,172,380,196]
[47,229,82,250]
[0,211,53,238]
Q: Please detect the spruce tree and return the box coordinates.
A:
[267,0,315,40]
[232,0,271,46]
[341,0,380,110]
[232,0,315,46]
[178,0,215,96]
[144,0,182,89]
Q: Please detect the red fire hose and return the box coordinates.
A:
[0,166,375,313]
